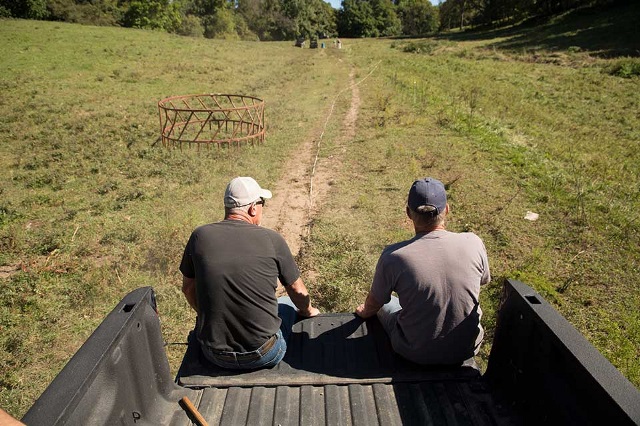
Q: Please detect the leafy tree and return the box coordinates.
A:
[237,0,287,40]
[338,0,378,37]
[283,0,336,38]
[0,0,611,40]
[47,0,122,26]
[481,0,515,24]
[438,0,588,29]
[281,0,309,36]
[371,0,401,36]
[237,0,335,40]
[439,0,481,30]
[234,13,258,40]
[338,0,400,37]
[187,0,229,16]
[0,0,48,19]
[314,0,337,37]
[122,0,182,32]
[184,0,243,39]
[202,5,237,38]
[397,0,439,35]
[177,14,205,37]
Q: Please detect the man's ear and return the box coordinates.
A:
[445,203,450,215]
[406,206,412,220]
[248,203,257,217]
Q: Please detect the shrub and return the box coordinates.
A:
[176,14,204,38]
[606,59,640,78]
[234,14,258,41]
[47,0,121,26]
[402,40,438,54]
[121,0,181,32]
[202,8,238,39]
[0,0,48,19]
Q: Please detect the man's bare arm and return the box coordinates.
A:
[182,275,198,312]
[0,408,24,426]
[355,292,384,318]
[285,277,320,317]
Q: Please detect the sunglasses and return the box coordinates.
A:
[254,198,266,207]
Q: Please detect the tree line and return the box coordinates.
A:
[438,0,616,31]
[0,0,615,40]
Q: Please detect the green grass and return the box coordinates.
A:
[0,19,350,417]
[2,5,640,418]
[304,20,639,378]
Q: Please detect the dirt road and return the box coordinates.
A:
[261,68,361,292]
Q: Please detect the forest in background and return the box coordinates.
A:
[0,0,622,40]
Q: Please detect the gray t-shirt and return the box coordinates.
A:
[371,230,490,364]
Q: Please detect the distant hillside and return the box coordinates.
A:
[438,1,639,58]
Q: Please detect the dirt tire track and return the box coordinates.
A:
[262,68,360,291]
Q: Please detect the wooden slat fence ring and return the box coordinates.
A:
[158,94,265,149]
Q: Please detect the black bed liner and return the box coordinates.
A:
[176,314,517,425]
[23,280,640,425]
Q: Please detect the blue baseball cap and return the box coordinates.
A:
[407,178,447,215]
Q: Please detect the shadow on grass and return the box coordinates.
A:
[436,1,639,58]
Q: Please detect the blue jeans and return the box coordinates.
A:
[201,296,298,370]
[376,295,402,338]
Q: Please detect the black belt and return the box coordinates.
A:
[211,334,277,362]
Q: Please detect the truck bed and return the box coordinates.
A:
[176,314,518,425]
[23,281,640,425]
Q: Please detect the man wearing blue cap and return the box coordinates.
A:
[180,177,320,370]
[356,178,490,365]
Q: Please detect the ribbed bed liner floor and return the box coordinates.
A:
[176,314,519,425]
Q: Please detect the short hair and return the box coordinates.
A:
[225,204,252,216]
[409,205,446,228]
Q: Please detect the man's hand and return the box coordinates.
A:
[286,278,320,317]
[355,303,368,318]
[355,293,383,318]
[298,306,320,317]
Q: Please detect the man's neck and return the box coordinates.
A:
[225,212,254,224]
[414,224,446,235]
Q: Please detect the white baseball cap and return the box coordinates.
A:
[224,177,272,208]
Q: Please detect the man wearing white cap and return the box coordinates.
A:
[356,178,490,365]
[180,177,320,370]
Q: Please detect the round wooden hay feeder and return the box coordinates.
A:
[158,94,265,149]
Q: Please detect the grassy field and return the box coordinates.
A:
[1,2,639,418]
